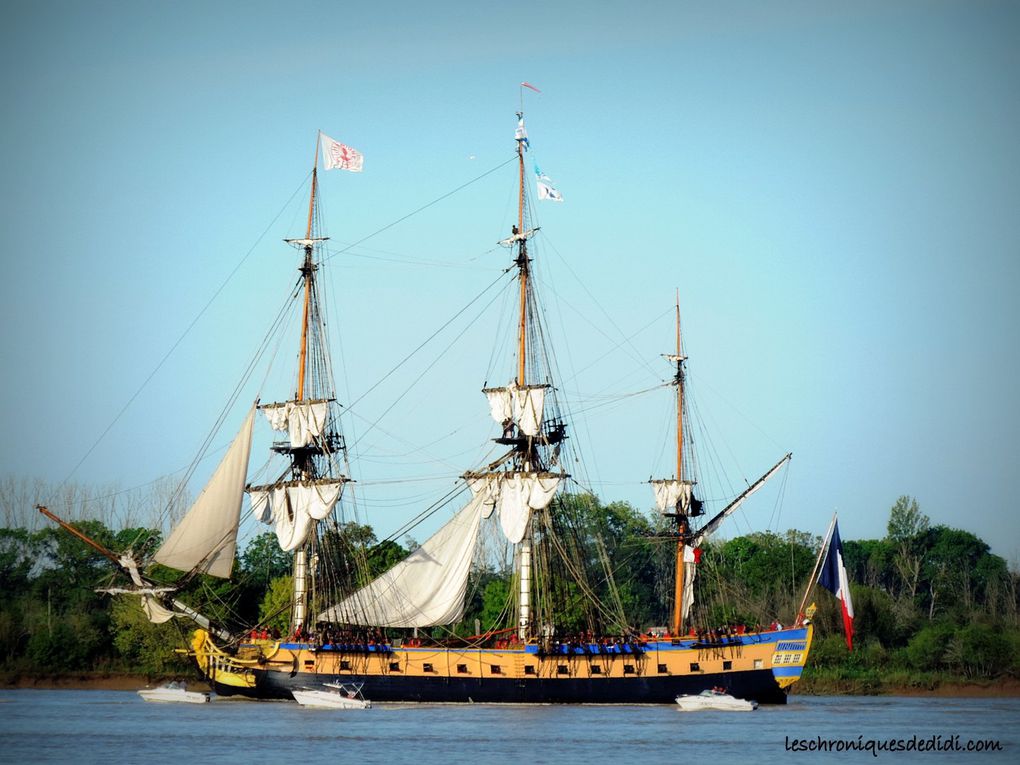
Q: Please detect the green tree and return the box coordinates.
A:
[886,496,929,599]
[110,595,190,675]
[258,576,293,634]
[479,577,512,631]
[366,540,408,579]
[947,623,1013,678]
[906,622,955,671]
[887,495,929,543]
[920,526,992,620]
[0,526,35,599]
[240,531,292,583]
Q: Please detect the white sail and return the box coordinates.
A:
[250,489,272,523]
[681,545,697,621]
[485,388,513,425]
[261,400,330,448]
[483,384,548,437]
[153,405,256,578]
[650,479,695,514]
[498,474,531,544]
[467,476,499,518]
[262,403,290,431]
[317,492,486,628]
[254,480,345,552]
[469,472,562,544]
[142,596,180,624]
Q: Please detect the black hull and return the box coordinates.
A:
[214,667,789,705]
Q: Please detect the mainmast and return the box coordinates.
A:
[514,110,532,640]
[516,114,528,388]
[471,108,566,642]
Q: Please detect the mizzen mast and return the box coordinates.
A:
[650,296,793,634]
[650,294,704,636]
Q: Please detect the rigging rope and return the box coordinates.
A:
[55,171,314,492]
[320,156,518,266]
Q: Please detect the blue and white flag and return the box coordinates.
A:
[818,520,854,650]
[534,162,563,202]
[515,118,529,150]
[537,178,563,202]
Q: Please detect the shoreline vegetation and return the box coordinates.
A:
[2,482,1018,696]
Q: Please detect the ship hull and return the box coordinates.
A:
[219,665,789,704]
[204,626,812,705]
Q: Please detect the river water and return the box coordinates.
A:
[0,690,1015,763]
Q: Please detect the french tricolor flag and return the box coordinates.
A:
[819,520,854,651]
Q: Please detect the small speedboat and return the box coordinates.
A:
[291,682,371,710]
[138,681,210,704]
[676,689,757,711]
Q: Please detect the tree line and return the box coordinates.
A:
[1,487,1017,687]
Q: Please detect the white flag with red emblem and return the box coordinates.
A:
[320,132,364,172]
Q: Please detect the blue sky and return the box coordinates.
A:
[2,0,1018,559]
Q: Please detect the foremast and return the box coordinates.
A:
[290,141,322,635]
[250,135,350,636]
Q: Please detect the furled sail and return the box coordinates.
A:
[142,596,180,623]
[483,384,548,437]
[113,553,182,624]
[681,545,697,621]
[650,479,695,514]
[250,480,344,552]
[261,400,330,448]
[317,492,486,627]
[468,472,561,544]
[153,405,256,578]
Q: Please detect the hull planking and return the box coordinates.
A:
[199,625,812,705]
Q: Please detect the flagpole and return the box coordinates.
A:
[795,511,838,626]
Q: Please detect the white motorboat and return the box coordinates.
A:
[138,681,210,704]
[291,682,371,710]
[675,689,757,711]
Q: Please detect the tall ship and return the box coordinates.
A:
[40,108,813,704]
